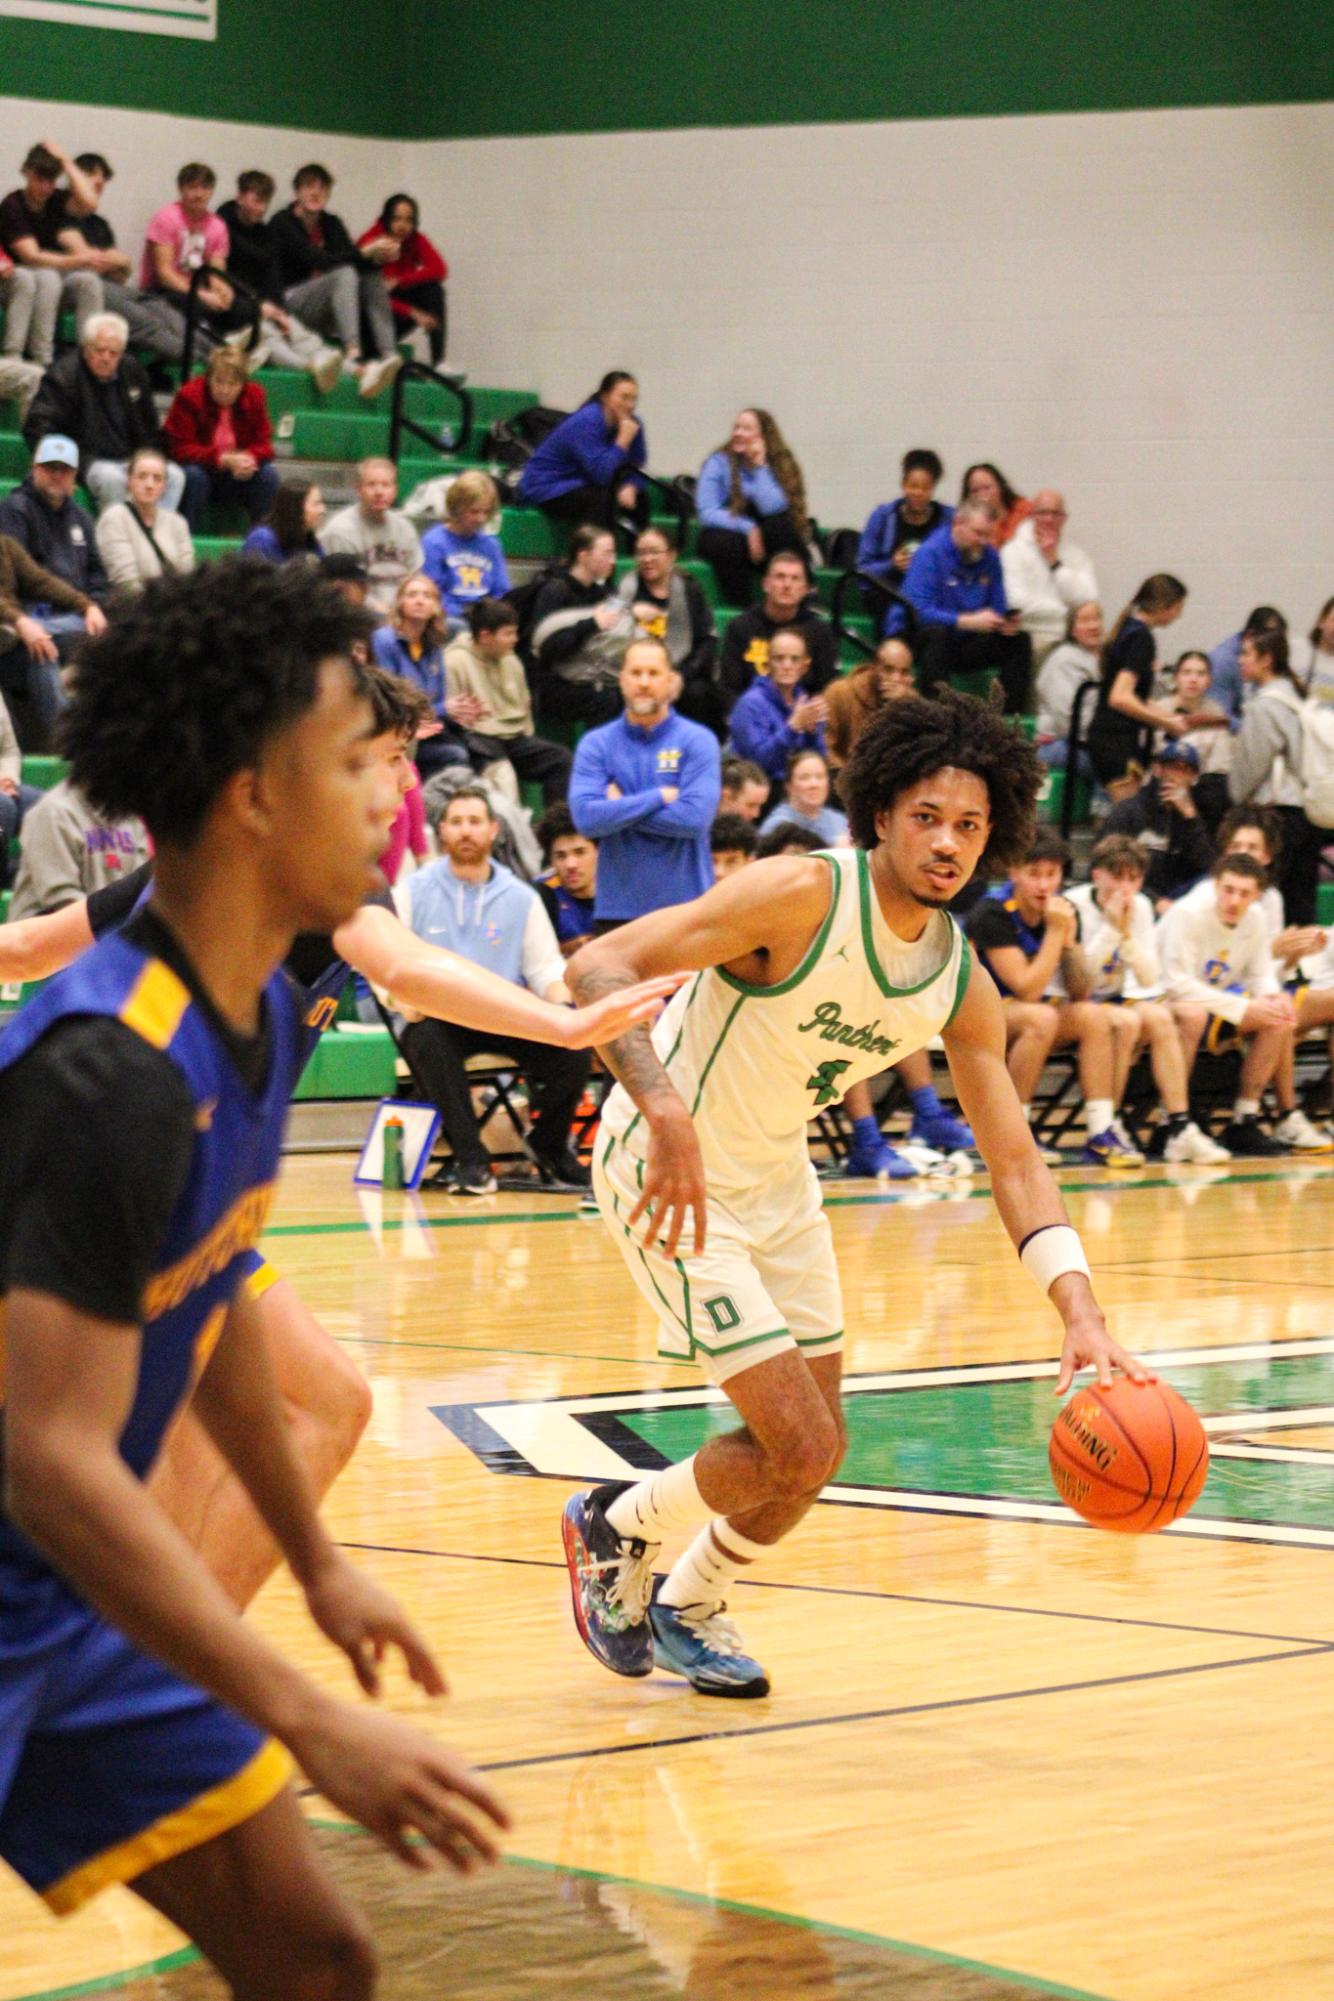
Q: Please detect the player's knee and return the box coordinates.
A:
[765,1406,842,1498]
[332,1358,374,1454]
[306,1349,373,1460]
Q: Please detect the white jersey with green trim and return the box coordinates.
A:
[599,847,971,1201]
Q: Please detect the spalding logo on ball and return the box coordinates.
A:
[1050,1377,1209,1532]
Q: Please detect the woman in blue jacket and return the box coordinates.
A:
[727,626,829,788]
[370,572,476,778]
[516,370,648,532]
[695,408,808,608]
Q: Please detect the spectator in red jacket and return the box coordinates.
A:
[163,345,279,530]
[357,194,457,378]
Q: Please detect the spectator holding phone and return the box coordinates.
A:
[897,497,1031,712]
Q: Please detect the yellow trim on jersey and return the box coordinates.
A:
[43,1738,293,1915]
[192,1300,227,1376]
[141,1182,276,1321]
[118,959,191,1052]
[244,1259,282,1301]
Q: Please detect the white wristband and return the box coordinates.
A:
[1019,1224,1091,1295]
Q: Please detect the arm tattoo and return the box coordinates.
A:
[569,961,683,1113]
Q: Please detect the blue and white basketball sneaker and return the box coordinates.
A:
[841,1134,917,1180]
[908,1106,975,1152]
[648,1583,770,1698]
[562,1486,658,1678]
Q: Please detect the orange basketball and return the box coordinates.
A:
[1049,1378,1209,1532]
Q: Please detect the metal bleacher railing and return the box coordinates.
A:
[387,359,475,467]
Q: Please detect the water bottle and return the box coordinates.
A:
[437,421,457,453]
[382,1112,405,1189]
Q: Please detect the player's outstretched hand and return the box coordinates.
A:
[305,1553,447,1699]
[563,973,689,1050]
[1056,1317,1154,1395]
[294,1701,511,1875]
[631,1104,708,1257]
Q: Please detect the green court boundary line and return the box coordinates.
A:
[263,1164,1334,1242]
[11,1830,1114,2001]
[12,1948,200,2000]
[335,1819,1119,2001]
[502,1851,1114,2001]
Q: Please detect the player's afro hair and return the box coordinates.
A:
[62,558,376,847]
[838,686,1041,873]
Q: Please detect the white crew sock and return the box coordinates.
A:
[1234,1096,1260,1120]
[604,1456,713,1544]
[1085,1098,1114,1139]
[658,1521,774,1612]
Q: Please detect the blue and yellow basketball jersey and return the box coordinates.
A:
[294,944,354,1063]
[0,927,305,1910]
[0,928,302,1631]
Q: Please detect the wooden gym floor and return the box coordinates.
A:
[7,1153,1334,2000]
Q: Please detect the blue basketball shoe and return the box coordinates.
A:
[648,1582,770,1697]
[842,1133,917,1179]
[907,1105,975,1152]
[562,1485,658,1678]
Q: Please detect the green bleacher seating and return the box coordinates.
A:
[293,1025,397,1101]
[1036,764,1091,827]
[0,976,47,1023]
[1317,883,1334,927]
[20,756,67,790]
[499,508,562,560]
[0,891,9,924]
[257,369,536,428]
[191,536,244,564]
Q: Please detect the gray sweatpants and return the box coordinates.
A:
[261,311,328,372]
[100,281,188,363]
[3,267,103,363]
[0,353,43,421]
[284,267,397,358]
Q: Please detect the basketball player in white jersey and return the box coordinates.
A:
[562,689,1147,1697]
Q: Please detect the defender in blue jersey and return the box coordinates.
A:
[0,562,509,1995]
[0,667,678,1617]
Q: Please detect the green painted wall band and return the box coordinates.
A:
[3,0,1330,140]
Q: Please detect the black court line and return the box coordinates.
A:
[476,1643,1334,1774]
[1101,1243,1334,1265]
[334,1540,1334,1648]
[1105,1268,1334,1293]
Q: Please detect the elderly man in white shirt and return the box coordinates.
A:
[1065,833,1229,1162]
[1156,851,1296,1156]
[1001,489,1099,669]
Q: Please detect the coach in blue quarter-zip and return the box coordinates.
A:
[898,495,1032,713]
[569,638,722,929]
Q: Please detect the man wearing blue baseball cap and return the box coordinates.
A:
[1102,738,1216,910]
[0,433,107,744]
